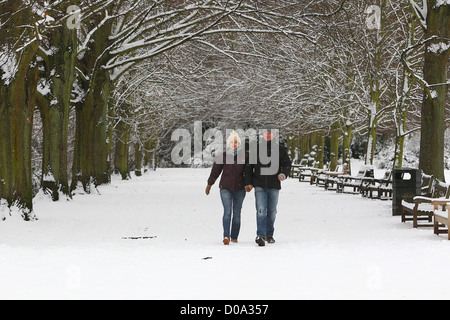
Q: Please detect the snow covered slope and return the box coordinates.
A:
[1,169,450,300]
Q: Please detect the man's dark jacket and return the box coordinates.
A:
[245,141,291,190]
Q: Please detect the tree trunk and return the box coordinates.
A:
[71,103,82,191]
[114,119,131,180]
[73,76,111,191]
[143,139,158,172]
[135,143,143,177]
[394,16,416,169]
[330,122,340,171]
[394,70,411,169]
[316,132,325,169]
[39,25,77,200]
[0,85,12,206]
[365,58,381,165]
[300,135,310,162]
[287,134,300,164]
[71,15,113,192]
[394,135,406,169]
[342,121,353,175]
[365,99,378,166]
[9,42,40,219]
[309,132,318,167]
[0,1,38,219]
[365,0,386,166]
[419,1,450,181]
[93,78,111,186]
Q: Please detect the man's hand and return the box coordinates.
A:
[206,185,212,195]
[245,185,253,193]
[278,174,286,182]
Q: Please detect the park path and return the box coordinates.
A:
[0,168,449,299]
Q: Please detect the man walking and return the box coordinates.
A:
[245,128,291,247]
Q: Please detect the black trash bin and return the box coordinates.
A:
[392,168,422,216]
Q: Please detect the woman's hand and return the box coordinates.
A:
[206,185,212,195]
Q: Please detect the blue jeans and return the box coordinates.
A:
[255,187,280,238]
[220,189,246,239]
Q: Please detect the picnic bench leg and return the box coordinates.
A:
[413,204,420,228]
[434,216,439,235]
[413,212,418,228]
[445,216,450,240]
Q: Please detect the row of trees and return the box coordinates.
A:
[0,1,448,220]
[1,0,349,219]
[120,0,449,176]
[295,0,450,176]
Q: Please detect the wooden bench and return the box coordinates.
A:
[313,164,337,188]
[400,173,433,209]
[336,165,374,194]
[290,165,301,179]
[402,179,450,228]
[432,198,450,240]
[323,164,348,191]
[360,170,392,200]
[313,164,333,188]
[291,159,308,179]
[298,161,319,183]
[309,167,322,185]
[420,174,435,199]
[378,174,394,200]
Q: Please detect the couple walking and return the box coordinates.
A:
[206,128,291,247]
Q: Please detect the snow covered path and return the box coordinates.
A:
[1,168,450,300]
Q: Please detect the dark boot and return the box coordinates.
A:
[255,236,266,247]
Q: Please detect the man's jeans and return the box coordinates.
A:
[255,187,280,238]
[220,189,246,239]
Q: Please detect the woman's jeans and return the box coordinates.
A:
[255,187,280,238]
[220,189,246,239]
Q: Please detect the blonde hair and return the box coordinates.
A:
[227,130,241,147]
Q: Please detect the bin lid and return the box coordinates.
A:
[393,167,421,172]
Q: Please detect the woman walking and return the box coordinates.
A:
[206,131,248,245]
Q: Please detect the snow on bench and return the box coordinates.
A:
[336,165,374,194]
[432,197,450,240]
[361,170,392,200]
[402,180,450,229]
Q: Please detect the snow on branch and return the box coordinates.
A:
[0,48,18,85]
[400,35,450,100]
[102,0,330,78]
[434,0,450,8]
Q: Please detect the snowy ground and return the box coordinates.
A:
[1,167,450,300]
